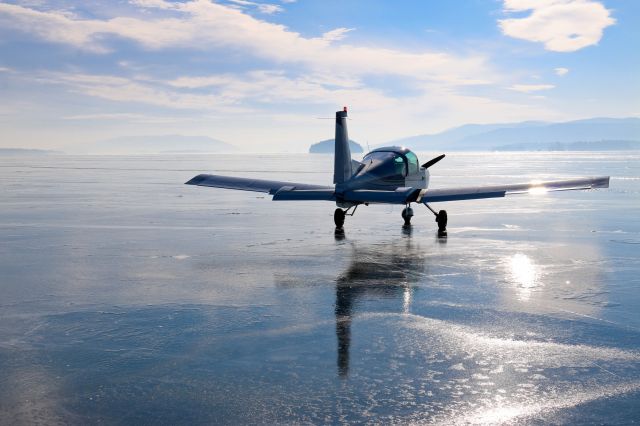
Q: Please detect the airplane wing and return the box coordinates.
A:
[187,174,609,204]
[420,176,610,203]
[185,174,332,195]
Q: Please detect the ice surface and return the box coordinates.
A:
[0,152,639,424]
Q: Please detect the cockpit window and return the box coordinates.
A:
[362,151,407,180]
[394,156,405,176]
[405,151,419,174]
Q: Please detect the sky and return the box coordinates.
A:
[0,0,638,152]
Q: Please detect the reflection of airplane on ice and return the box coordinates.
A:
[186,107,609,235]
[335,239,426,377]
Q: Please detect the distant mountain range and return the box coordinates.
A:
[389,117,640,151]
[0,148,63,156]
[495,140,640,151]
[5,117,640,155]
[309,139,363,153]
[84,134,236,154]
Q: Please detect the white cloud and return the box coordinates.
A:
[63,112,193,124]
[53,70,391,111]
[509,84,555,93]
[255,3,283,14]
[227,0,283,14]
[129,0,174,8]
[16,66,556,144]
[50,72,248,111]
[0,1,493,85]
[2,67,565,150]
[554,67,569,76]
[320,27,353,42]
[0,1,577,149]
[227,0,254,5]
[499,0,615,52]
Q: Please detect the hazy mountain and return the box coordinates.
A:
[84,135,236,154]
[495,140,640,151]
[309,139,363,153]
[389,117,640,151]
[390,121,546,150]
[0,148,63,156]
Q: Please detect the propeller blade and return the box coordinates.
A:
[421,154,446,169]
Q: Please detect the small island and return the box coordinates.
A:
[309,139,363,153]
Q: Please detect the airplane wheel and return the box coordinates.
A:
[401,206,414,226]
[436,210,447,232]
[334,208,346,228]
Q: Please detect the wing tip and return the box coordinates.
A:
[185,174,206,185]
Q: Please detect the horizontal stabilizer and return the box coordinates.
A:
[185,174,330,194]
[422,176,609,203]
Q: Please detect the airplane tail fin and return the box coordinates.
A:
[333,107,352,184]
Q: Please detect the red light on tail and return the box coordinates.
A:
[343,106,348,112]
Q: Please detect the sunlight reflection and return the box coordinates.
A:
[470,404,539,424]
[403,286,412,314]
[507,253,540,301]
[528,186,548,195]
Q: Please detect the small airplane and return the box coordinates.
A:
[186,107,610,235]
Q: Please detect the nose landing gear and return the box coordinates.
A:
[401,205,414,226]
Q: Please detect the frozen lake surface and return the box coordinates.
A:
[1,152,639,424]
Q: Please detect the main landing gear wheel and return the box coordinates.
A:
[436,210,448,236]
[401,206,414,226]
[425,203,448,236]
[334,208,346,229]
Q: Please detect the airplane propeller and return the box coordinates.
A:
[421,154,446,169]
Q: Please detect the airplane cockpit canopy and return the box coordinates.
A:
[362,147,420,179]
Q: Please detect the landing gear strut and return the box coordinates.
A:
[401,205,414,226]
[425,203,448,236]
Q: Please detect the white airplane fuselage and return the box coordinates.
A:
[405,166,429,190]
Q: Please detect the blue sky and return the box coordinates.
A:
[0,0,638,152]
